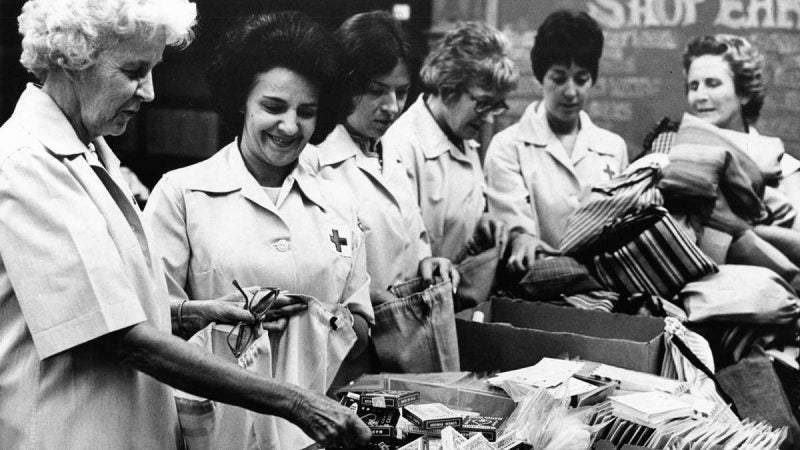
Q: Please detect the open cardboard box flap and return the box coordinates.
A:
[457,297,664,374]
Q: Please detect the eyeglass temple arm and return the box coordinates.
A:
[231,279,251,310]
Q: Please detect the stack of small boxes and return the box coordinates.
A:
[340,390,419,445]
[340,389,525,449]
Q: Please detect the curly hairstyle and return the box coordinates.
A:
[531,10,604,84]
[420,21,517,98]
[207,11,346,145]
[336,10,418,113]
[18,0,196,82]
[683,34,765,125]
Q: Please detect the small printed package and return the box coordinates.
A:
[403,403,463,431]
[340,391,361,411]
[358,405,401,438]
[360,390,421,408]
[457,416,505,442]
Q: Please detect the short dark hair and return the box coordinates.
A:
[207,11,346,145]
[683,34,765,125]
[336,10,417,111]
[531,9,604,84]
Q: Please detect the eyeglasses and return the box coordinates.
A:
[227,280,280,358]
[466,91,509,116]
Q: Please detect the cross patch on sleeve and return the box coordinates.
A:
[329,227,352,257]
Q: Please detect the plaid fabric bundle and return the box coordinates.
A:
[649,129,676,155]
[593,205,718,300]
[560,164,663,255]
[513,256,602,301]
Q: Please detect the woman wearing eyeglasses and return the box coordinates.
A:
[485,10,628,273]
[382,21,517,264]
[143,11,372,449]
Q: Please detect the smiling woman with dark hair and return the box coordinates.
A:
[485,9,628,273]
[143,10,372,449]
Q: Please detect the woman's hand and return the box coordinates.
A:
[289,389,372,448]
[470,214,507,255]
[418,257,461,292]
[175,291,253,337]
[505,231,559,273]
[176,289,308,336]
[259,293,309,332]
[104,321,371,449]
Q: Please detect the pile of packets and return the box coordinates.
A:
[339,389,529,449]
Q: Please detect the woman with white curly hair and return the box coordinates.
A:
[0,1,370,448]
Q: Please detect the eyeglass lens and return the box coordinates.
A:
[470,93,507,115]
[227,321,256,358]
[228,281,280,357]
[249,288,279,320]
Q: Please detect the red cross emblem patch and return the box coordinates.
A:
[329,227,352,257]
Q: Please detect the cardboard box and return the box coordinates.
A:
[403,403,463,430]
[384,373,516,419]
[457,297,664,374]
[361,390,420,408]
[457,416,505,441]
[358,405,401,437]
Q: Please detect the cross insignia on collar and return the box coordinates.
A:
[603,164,615,179]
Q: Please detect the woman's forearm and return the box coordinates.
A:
[99,321,301,418]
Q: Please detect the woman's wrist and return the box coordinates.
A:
[177,300,188,334]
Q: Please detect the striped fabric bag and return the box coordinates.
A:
[592,205,718,300]
[560,164,664,255]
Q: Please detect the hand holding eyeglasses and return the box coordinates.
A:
[228,281,310,357]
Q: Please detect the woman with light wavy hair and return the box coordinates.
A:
[383,21,517,266]
[0,1,369,448]
[683,34,800,212]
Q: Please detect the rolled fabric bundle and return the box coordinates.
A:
[680,264,800,324]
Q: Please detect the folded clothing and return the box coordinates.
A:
[679,264,800,324]
[513,256,602,302]
[561,290,619,313]
[660,136,766,224]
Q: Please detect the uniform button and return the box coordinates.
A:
[274,239,290,252]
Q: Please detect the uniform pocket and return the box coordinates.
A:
[188,267,226,299]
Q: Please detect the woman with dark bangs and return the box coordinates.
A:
[485,9,628,273]
[303,10,460,375]
[144,11,372,449]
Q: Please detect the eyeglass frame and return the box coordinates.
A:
[465,90,509,116]
[227,280,280,358]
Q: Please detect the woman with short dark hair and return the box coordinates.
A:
[303,11,460,374]
[144,11,372,449]
[485,9,628,272]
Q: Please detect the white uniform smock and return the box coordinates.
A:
[143,141,373,323]
[0,85,180,449]
[302,125,430,305]
[383,97,486,261]
[485,101,628,249]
